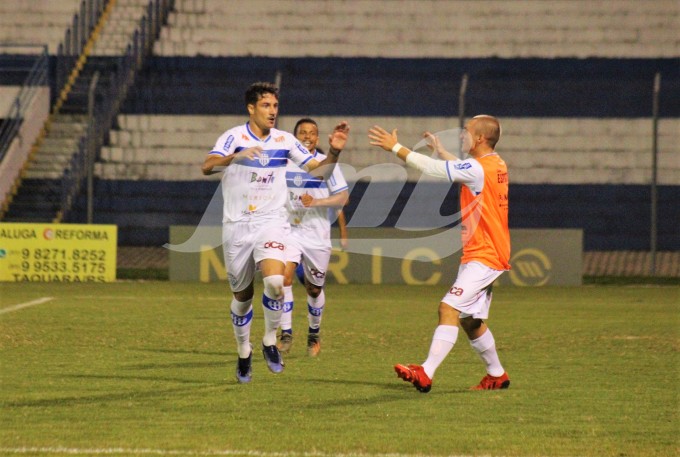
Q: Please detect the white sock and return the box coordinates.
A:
[281,285,294,332]
[230,298,253,358]
[261,275,284,347]
[422,325,459,379]
[469,329,505,377]
[307,289,325,332]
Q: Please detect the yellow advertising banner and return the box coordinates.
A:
[0,223,117,282]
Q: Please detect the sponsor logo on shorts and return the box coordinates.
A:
[264,241,285,251]
[310,268,326,280]
[448,286,464,296]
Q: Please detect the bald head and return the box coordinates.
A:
[471,115,501,149]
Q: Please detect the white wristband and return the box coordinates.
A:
[391,143,403,155]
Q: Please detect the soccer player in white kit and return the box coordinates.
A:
[201,82,350,383]
[278,118,350,356]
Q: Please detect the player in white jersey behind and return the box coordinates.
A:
[278,118,350,356]
[201,82,350,383]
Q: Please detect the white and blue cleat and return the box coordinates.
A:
[236,346,252,384]
[262,344,284,374]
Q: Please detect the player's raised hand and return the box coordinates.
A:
[232,146,263,163]
[368,125,398,151]
[329,121,350,152]
[423,131,456,160]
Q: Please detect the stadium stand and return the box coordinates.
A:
[1,1,679,258]
[0,0,82,53]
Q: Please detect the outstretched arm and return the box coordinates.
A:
[368,125,449,180]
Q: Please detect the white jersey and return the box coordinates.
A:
[285,150,348,244]
[209,122,313,222]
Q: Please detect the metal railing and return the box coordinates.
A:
[55,0,108,104]
[0,45,49,162]
[59,0,175,221]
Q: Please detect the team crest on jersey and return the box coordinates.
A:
[293,173,304,187]
[258,152,270,166]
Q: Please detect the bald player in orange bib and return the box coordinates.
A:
[368,115,511,393]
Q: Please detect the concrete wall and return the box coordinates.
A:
[157,0,680,58]
[99,114,680,185]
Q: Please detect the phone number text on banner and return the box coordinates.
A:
[0,223,117,282]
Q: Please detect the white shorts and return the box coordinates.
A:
[222,218,290,292]
[285,229,331,287]
[441,261,505,319]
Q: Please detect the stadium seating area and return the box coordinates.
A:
[0,0,81,53]
[1,0,679,251]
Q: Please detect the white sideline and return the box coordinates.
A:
[0,297,54,315]
[0,448,507,457]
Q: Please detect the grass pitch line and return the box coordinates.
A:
[0,448,499,457]
[0,297,53,315]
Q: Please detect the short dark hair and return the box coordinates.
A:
[245,82,279,107]
[293,117,318,136]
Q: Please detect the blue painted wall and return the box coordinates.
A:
[69,180,679,251]
[122,57,680,117]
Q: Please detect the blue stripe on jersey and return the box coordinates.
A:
[209,150,226,157]
[330,186,349,195]
[286,171,327,189]
[445,161,453,182]
[232,147,288,168]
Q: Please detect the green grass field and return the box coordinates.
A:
[1,281,678,457]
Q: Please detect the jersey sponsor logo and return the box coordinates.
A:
[223,135,234,151]
[247,204,257,212]
[454,163,472,170]
[295,141,310,155]
[241,133,249,141]
[293,173,304,187]
[250,171,275,184]
[264,241,285,251]
[258,152,270,166]
[497,172,508,183]
[274,135,285,143]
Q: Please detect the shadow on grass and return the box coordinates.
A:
[1,384,226,409]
